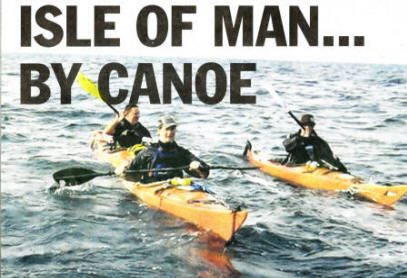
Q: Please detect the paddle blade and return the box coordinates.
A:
[53,167,108,186]
[77,72,102,100]
[268,87,289,112]
[77,72,119,115]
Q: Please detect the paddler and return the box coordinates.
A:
[282,114,348,172]
[104,103,151,149]
[116,115,210,182]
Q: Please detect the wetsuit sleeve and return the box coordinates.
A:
[283,133,301,152]
[181,148,210,178]
[112,120,126,141]
[125,149,154,181]
[316,138,348,173]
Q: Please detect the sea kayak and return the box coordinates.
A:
[244,141,407,207]
[89,131,247,242]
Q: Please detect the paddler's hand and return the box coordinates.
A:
[189,161,207,179]
[116,111,127,123]
[142,137,152,145]
[114,165,127,176]
[300,126,312,137]
[189,161,201,171]
[306,161,319,171]
[104,112,126,135]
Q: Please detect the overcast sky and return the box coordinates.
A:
[2,0,407,64]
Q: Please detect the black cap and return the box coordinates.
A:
[300,114,315,127]
[158,115,177,128]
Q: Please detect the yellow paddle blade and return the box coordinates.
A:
[352,184,407,207]
[77,72,119,114]
[77,72,102,100]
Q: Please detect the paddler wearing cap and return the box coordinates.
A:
[282,114,347,172]
[117,115,210,182]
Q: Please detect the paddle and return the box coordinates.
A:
[77,72,119,115]
[268,87,318,136]
[53,165,258,186]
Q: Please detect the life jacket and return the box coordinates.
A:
[149,144,183,179]
[117,129,143,148]
[113,120,147,148]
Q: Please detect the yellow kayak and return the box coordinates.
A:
[244,141,407,207]
[90,131,248,242]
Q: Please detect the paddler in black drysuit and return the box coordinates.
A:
[116,115,210,183]
[104,103,151,149]
[282,114,348,172]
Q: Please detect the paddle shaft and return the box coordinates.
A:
[124,165,257,174]
[288,110,318,137]
[267,88,317,135]
[289,111,305,130]
[107,102,120,115]
[54,165,258,185]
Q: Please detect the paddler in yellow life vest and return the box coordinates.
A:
[282,114,348,172]
[116,115,210,183]
[104,103,151,149]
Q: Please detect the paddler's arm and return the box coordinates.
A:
[283,132,302,152]
[183,148,210,179]
[317,138,348,173]
[114,164,142,182]
[119,148,153,181]
[114,156,139,177]
[104,112,126,135]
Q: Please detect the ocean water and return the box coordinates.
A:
[1,53,407,277]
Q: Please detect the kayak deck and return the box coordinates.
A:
[245,142,407,207]
[90,131,247,242]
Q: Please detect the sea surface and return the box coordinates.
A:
[2,53,407,277]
